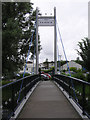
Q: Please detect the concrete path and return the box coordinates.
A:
[18,81,82,118]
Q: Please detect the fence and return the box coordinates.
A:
[1,75,40,120]
[54,74,90,119]
[1,74,90,119]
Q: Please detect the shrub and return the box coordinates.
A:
[70,67,77,73]
[77,68,82,73]
[43,67,55,73]
[61,72,66,75]
[86,73,90,82]
[72,72,86,80]
[2,80,13,85]
[18,72,30,79]
[63,69,66,72]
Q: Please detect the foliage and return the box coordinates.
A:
[69,67,82,73]
[43,69,52,73]
[43,66,55,73]
[1,80,13,86]
[69,67,77,73]
[74,60,83,67]
[86,74,90,82]
[57,60,68,67]
[17,72,30,79]
[2,2,41,78]
[1,73,30,85]
[62,69,66,72]
[43,58,49,69]
[61,72,70,76]
[51,66,55,70]
[77,38,90,72]
[61,72,66,75]
[77,68,82,73]
[72,72,86,81]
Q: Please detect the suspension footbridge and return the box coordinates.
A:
[18,81,81,118]
[1,7,90,120]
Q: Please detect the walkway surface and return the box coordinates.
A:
[18,81,81,118]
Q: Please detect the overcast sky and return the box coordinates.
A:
[31,0,89,63]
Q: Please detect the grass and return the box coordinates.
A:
[1,80,13,86]
[1,72,31,86]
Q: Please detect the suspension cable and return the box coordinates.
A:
[33,39,36,74]
[57,46,61,74]
[17,24,36,104]
[56,20,78,102]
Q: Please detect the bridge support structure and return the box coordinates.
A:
[36,7,39,74]
[36,7,57,74]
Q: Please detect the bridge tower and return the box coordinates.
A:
[36,7,57,74]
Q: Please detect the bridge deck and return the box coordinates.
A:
[18,81,81,118]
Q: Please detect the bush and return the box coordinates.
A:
[62,69,66,72]
[77,68,82,73]
[1,80,13,85]
[61,72,66,75]
[43,67,55,73]
[86,73,90,82]
[70,67,77,73]
[43,69,52,73]
[72,72,86,80]
[18,72,30,79]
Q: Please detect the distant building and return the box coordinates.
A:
[39,61,54,70]
[48,61,54,69]
[39,63,46,70]
[61,61,82,71]
[20,61,36,73]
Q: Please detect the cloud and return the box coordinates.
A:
[31,0,88,63]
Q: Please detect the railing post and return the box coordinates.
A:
[39,68,41,80]
[63,78,64,91]
[52,68,55,80]
[82,83,85,115]
[69,78,71,98]
[24,79,27,99]
[11,84,15,116]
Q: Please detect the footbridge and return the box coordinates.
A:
[1,74,90,119]
[1,7,90,120]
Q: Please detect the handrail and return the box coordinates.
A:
[2,74,40,120]
[54,74,90,119]
[55,74,90,85]
[1,74,38,88]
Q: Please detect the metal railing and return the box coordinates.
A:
[1,75,40,120]
[53,74,90,118]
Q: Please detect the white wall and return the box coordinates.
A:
[49,63,54,68]
[62,61,82,70]
[20,63,36,73]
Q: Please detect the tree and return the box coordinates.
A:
[57,60,67,67]
[77,38,90,81]
[43,58,49,69]
[2,2,41,78]
[69,67,77,73]
[77,38,90,71]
